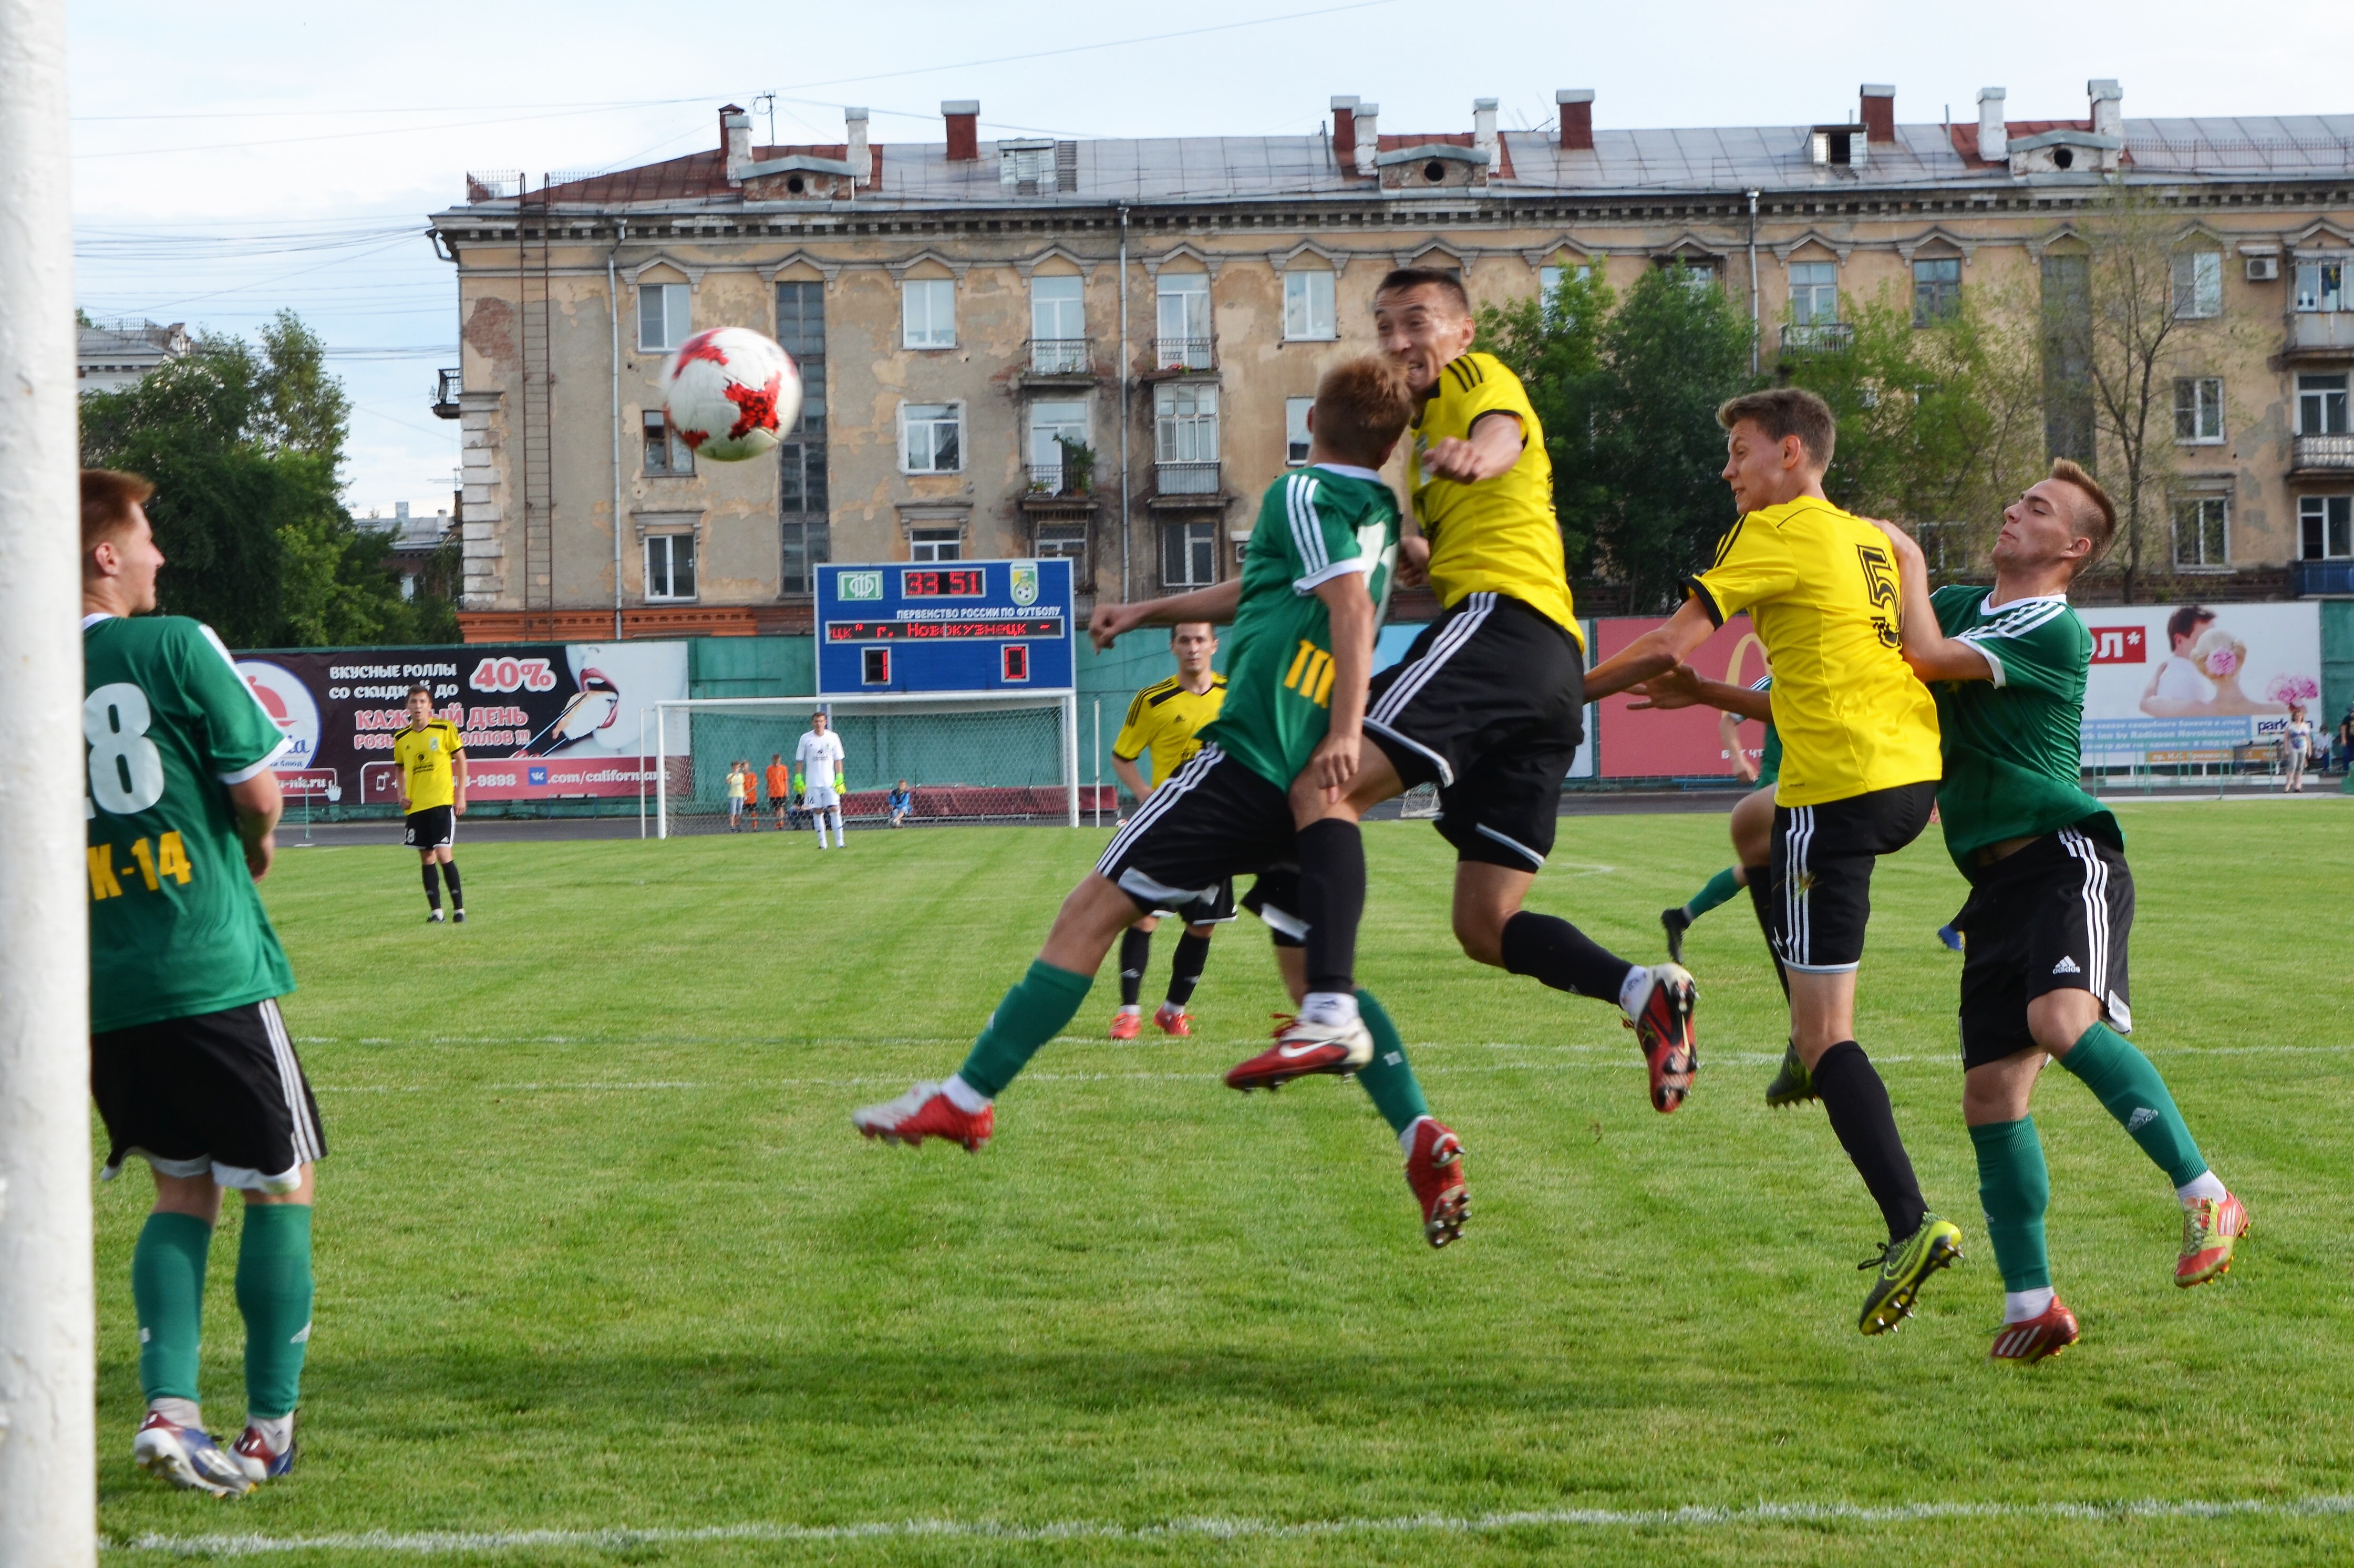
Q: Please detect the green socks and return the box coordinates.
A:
[1352,989,1430,1137]
[956,960,1095,1098]
[236,1204,314,1420]
[2059,1022,2209,1188]
[1683,866,1745,921]
[1969,1118,2051,1292]
[132,1212,213,1405]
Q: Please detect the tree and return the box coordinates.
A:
[1475,266,1613,579]
[79,311,456,645]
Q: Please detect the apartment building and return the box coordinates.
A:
[429,83,2354,639]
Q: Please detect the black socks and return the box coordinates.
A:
[1812,1041,1926,1242]
[1118,926,1152,1007]
[1743,866,1788,998]
[1166,932,1212,1007]
[1297,818,1366,995]
[440,860,463,909]
[421,862,441,910]
[1499,910,1635,1000]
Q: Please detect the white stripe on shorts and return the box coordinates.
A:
[259,997,322,1165]
[1096,745,1223,877]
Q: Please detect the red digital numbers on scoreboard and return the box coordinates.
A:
[901,568,986,597]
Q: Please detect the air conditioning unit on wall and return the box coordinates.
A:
[2246,255,2281,282]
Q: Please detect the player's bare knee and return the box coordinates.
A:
[2027,989,2102,1057]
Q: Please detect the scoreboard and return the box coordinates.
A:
[814,559,1075,695]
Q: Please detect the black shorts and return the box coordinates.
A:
[1240,866,1305,947]
[1096,747,1295,916]
[1767,780,1938,973]
[90,998,325,1193]
[1954,828,2134,1070]
[1364,593,1585,871]
[1149,879,1240,927]
[405,805,456,848]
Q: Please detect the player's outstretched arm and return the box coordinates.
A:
[1865,518,1991,684]
[1584,595,1718,701]
[1303,572,1377,800]
[1089,579,1243,651]
[226,770,283,882]
[1628,664,1774,721]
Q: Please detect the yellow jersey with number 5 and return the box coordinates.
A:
[1406,350,1579,644]
[1684,497,1942,807]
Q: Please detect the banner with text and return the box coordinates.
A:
[1593,615,1769,780]
[233,642,689,803]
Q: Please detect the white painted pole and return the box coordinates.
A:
[1062,692,1079,828]
[655,703,668,840]
[0,1,98,1562]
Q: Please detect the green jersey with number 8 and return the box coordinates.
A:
[84,614,296,1032]
[1199,464,1401,791]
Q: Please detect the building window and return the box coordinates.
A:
[644,532,696,601]
[1655,258,1717,294]
[2298,373,2349,435]
[1285,396,1314,466]
[1034,521,1088,572]
[2172,252,2223,319]
[909,525,963,562]
[2295,261,2346,313]
[2041,252,2095,466]
[1790,261,1839,325]
[2302,496,2353,560]
[1028,400,1089,493]
[1538,263,1591,324]
[642,411,694,476]
[1162,519,1219,589]
[777,279,828,595]
[1283,270,1336,341]
[900,402,962,473]
[1030,274,1086,371]
[902,276,956,349]
[1155,272,1212,368]
[1913,256,1961,325]
[2172,497,2228,570]
[1912,521,1964,578]
[637,282,690,351]
[1154,382,1219,491]
[2174,377,2224,443]
[780,519,829,596]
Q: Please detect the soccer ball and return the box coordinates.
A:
[660,327,802,462]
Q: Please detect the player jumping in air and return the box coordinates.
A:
[1245,270,1697,1113]
[797,711,847,849]
[1868,463,2247,1363]
[1107,624,1230,1039]
[394,684,468,922]
[82,469,322,1495]
[1587,388,1960,1335]
[853,357,1473,1247]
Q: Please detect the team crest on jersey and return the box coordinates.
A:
[1010,564,1038,607]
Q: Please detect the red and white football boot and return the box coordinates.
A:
[1224,1013,1374,1092]
[851,1081,994,1151]
[1403,1117,1469,1249]
[1988,1297,2080,1365]
[1152,1002,1192,1037]
[1624,963,1698,1112]
[1109,1009,1142,1041]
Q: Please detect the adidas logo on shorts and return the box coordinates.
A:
[2051,956,2082,975]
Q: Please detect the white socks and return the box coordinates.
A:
[1299,991,1359,1029]
[813,811,842,848]
[1617,964,1654,1021]
[2177,1171,2228,1205]
[249,1413,294,1452]
[2002,1287,2056,1324]
[943,1075,990,1113]
[1397,1115,1427,1156]
[149,1396,203,1430]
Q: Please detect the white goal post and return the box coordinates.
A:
[645,691,1087,838]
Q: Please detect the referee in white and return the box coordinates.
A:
[796,709,848,849]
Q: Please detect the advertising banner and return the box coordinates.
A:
[1592,615,1768,780]
[233,642,689,803]
[2074,601,2321,766]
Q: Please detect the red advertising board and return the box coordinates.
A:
[1592,614,1769,779]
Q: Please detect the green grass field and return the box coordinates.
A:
[100,799,2354,1565]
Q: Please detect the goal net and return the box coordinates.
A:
[649,693,1087,838]
[1398,783,1441,819]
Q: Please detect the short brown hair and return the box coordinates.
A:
[407,684,435,703]
[1716,388,1837,470]
[1372,267,1471,317]
[1308,355,1415,468]
[81,468,153,551]
[2044,458,2117,571]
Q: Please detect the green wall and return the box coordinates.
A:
[2322,601,2354,730]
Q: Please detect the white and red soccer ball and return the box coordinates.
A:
[660,327,802,462]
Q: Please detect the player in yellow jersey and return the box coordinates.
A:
[1106,624,1230,1038]
[392,685,469,924]
[1263,269,1697,1116]
[1587,387,1960,1335]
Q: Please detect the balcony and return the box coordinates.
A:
[2285,312,2354,360]
[1019,463,1098,513]
[1151,336,1216,374]
[2291,433,2354,475]
[431,368,462,420]
[1148,461,1227,510]
[2293,560,2354,596]
[1778,322,1854,355]
[1017,337,1096,387]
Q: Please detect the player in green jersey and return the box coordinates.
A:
[1871,460,2247,1364]
[81,470,321,1495]
[853,358,1474,1246]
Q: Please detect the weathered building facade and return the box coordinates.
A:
[430,85,2354,639]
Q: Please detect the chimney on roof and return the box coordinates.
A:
[2088,78,2122,138]
[1860,84,1895,144]
[943,100,979,162]
[720,103,750,163]
[1472,97,1499,167]
[1555,90,1594,152]
[1331,96,1359,166]
[846,107,871,187]
[1352,102,1379,176]
[1976,87,2007,162]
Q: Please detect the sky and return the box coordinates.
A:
[66,0,2354,515]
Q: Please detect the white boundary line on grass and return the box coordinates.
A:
[113,1493,2354,1556]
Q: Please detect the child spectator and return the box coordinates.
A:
[889,779,915,828]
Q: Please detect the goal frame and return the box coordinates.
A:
[643,689,1081,839]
